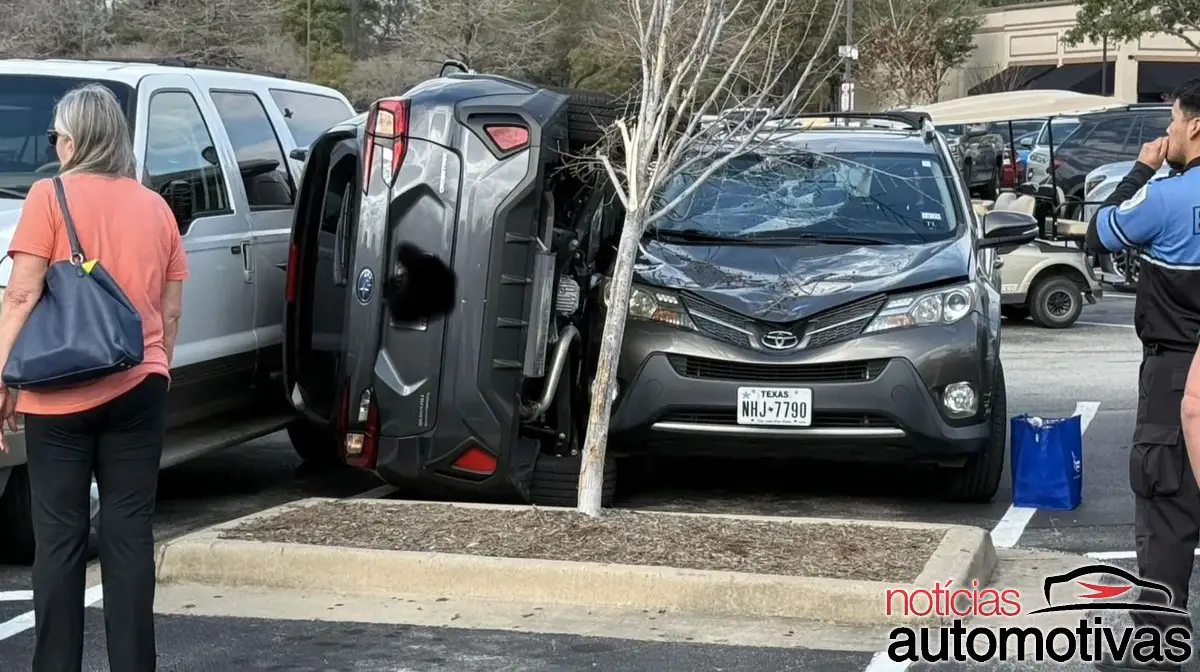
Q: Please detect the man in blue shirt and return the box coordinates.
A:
[1089,79,1200,672]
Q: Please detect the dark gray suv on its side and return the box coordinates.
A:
[285,67,1038,507]
[596,113,1038,502]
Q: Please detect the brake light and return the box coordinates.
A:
[363,98,410,192]
[285,243,299,302]
[452,446,497,475]
[484,125,529,152]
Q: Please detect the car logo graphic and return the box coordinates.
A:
[356,268,375,304]
[761,330,799,350]
[1026,564,1187,615]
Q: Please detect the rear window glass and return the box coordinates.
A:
[268,89,354,148]
[0,75,133,199]
[1034,119,1080,147]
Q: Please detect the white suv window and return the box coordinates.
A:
[144,90,231,229]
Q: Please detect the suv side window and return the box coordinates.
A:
[144,90,232,233]
[1073,116,1133,156]
[209,90,294,210]
[268,89,355,148]
[1138,112,1172,145]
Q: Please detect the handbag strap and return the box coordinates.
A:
[51,176,86,263]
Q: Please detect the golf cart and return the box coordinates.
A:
[910,91,1117,328]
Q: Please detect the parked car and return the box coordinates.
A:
[937,122,1005,199]
[1024,117,1080,185]
[287,69,1038,508]
[1025,103,1171,218]
[0,57,356,564]
[1083,159,1172,290]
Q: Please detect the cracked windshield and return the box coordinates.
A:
[651,148,960,244]
[0,76,133,200]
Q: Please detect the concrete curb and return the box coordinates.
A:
[155,498,997,627]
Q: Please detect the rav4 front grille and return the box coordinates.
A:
[667,355,888,383]
[680,294,886,351]
[658,408,898,428]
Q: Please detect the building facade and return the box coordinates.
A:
[861,1,1200,109]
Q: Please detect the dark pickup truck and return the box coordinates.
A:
[937,123,1005,199]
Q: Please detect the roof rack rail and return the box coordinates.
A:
[88,57,288,80]
[784,111,932,129]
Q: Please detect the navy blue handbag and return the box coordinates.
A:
[1,176,144,390]
[1010,413,1083,510]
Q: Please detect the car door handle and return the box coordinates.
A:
[242,242,254,282]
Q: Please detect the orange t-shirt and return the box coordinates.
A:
[6,173,189,416]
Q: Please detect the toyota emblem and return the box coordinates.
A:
[761,330,799,350]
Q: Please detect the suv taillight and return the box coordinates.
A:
[363,98,410,192]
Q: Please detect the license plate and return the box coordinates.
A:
[736,387,812,426]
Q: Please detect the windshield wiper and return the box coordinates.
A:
[752,232,895,245]
[0,187,26,199]
[649,229,753,244]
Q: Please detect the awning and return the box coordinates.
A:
[967,65,1055,96]
[1023,62,1115,95]
[1138,61,1200,95]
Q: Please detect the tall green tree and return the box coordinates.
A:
[1063,0,1200,52]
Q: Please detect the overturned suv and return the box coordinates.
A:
[284,70,1040,507]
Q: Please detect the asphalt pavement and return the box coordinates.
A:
[0,293,1172,671]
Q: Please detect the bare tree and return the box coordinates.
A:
[855,0,983,108]
[962,61,1036,95]
[575,0,847,516]
[393,0,560,79]
[115,0,286,70]
[0,0,113,58]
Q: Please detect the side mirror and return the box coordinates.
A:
[160,180,194,231]
[290,147,308,162]
[1018,136,1033,149]
[201,145,219,166]
[979,210,1039,250]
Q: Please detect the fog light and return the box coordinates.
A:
[943,382,977,415]
[345,432,365,456]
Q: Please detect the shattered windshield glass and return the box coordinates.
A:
[650,150,961,243]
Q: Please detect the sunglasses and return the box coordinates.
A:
[46,130,61,146]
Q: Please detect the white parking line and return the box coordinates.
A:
[1088,549,1200,561]
[1076,321,1135,329]
[0,591,32,602]
[862,400,1100,672]
[0,584,103,642]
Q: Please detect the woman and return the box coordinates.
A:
[0,83,187,672]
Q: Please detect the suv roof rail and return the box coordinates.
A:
[784,110,933,130]
[81,56,289,80]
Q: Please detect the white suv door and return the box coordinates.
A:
[135,74,257,417]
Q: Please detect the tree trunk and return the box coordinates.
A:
[577,205,647,516]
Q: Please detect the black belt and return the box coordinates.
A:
[1144,343,1196,357]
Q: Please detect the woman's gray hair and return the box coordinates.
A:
[53,83,137,178]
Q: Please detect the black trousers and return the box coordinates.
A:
[1129,349,1200,635]
[25,373,168,672]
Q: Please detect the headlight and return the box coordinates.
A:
[863,284,975,334]
[1084,176,1104,195]
[601,280,693,329]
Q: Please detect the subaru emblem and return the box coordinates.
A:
[356,268,374,304]
[761,330,799,350]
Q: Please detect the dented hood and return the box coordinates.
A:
[632,236,970,323]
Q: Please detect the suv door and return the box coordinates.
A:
[207,89,298,383]
[135,75,256,424]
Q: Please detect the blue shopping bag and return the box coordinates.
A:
[1010,413,1083,510]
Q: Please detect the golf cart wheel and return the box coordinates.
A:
[943,363,1006,503]
[529,451,616,508]
[1029,275,1082,329]
[0,465,35,564]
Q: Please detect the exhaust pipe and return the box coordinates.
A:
[522,325,579,420]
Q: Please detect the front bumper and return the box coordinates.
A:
[607,318,994,465]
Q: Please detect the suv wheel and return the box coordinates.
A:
[943,364,1007,502]
[286,421,340,465]
[529,451,616,507]
[0,466,35,564]
[1029,275,1082,329]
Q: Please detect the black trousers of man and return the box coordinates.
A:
[25,374,168,672]
[1119,348,1200,667]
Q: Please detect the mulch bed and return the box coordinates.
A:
[219,500,944,583]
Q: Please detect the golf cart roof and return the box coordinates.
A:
[908,90,1130,125]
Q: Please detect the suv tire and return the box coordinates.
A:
[0,466,34,564]
[530,451,616,507]
[943,363,1007,502]
[1029,275,1082,329]
[286,421,340,465]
